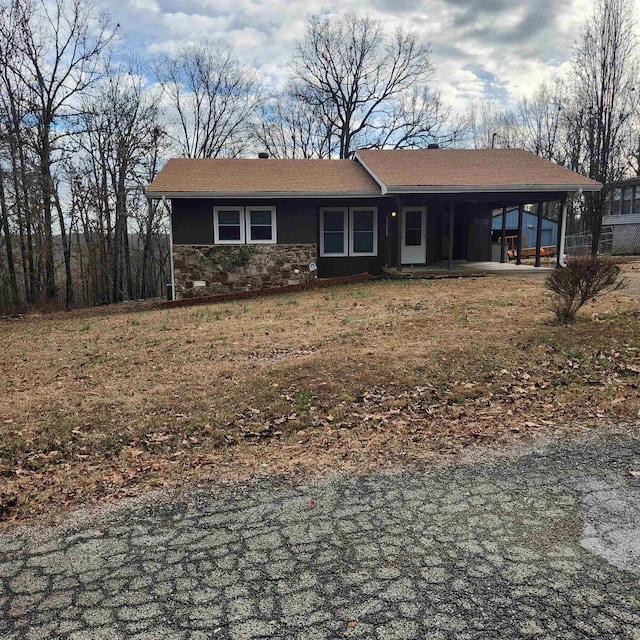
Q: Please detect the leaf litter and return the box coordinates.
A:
[1,270,639,527]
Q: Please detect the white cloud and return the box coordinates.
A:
[99,0,598,114]
[127,0,161,13]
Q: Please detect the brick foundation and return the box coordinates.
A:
[172,244,317,299]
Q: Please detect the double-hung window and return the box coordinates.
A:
[213,206,276,244]
[214,207,245,244]
[349,208,377,256]
[320,208,348,256]
[246,207,277,243]
[320,207,378,257]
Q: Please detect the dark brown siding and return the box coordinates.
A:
[168,192,537,274]
[317,256,385,277]
[275,201,316,244]
[314,197,394,276]
[171,197,385,246]
[172,199,214,245]
[171,197,393,276]
[172,198,318,246]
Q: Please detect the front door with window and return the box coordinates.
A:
[401,207,427,264]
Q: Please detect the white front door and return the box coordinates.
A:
[401,207,427,264]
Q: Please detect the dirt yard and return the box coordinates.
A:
[1,268,639,526]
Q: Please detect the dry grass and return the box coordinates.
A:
[1,270,640,527]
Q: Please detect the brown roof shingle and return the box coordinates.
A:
[147,158,380,196]
[147,149,602,198]
[355,148,601,192]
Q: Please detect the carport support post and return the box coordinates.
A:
[557,196,568,268]
[500,206,507,263]
[516,203,524,265]
[534,202,543,267]
[161,195,175,300]
[395,196,402,271]
[447,200,455,271]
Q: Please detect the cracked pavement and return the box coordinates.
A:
[1,435,639,639]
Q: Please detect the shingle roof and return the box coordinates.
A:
[147,150,602,198]
[355,148,602,193]
[147,158,380,197]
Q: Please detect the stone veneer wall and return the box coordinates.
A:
[173,244,317,299]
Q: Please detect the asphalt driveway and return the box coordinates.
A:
[1,433,639,639]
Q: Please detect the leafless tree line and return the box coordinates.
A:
[0,0,638,312]
[0,0,172,311]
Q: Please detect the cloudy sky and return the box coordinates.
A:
[98,0,594,111]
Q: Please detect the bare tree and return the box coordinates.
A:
[251,91,336,158]
[75,64,166,303]
[0,0,115,303]
[571,0,639,253]
[156,40,262,159]
[518,80,566,162]
[0,165,20,309]
[290,13,448,158]
[0,8,40,305]
[0,3,173,312]
[467,101,521,149]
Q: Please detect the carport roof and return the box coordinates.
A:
[355,148,602,194]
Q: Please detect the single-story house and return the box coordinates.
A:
[146,148,601,300]
[603,177,640,254]
[491,208,558,254]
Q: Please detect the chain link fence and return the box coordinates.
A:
[609,223,640,255]
[563,226,640,256]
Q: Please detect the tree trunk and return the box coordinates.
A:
[54,190,74,308]
[40,131,56,300]
[139,200,155,299]
[8,137,30,303]
[0,168,21,310]
[123,220,134,300]
[112,209,122,304]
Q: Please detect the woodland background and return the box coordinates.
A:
[1,0,638,312]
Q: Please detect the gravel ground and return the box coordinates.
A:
[1,433,639,639]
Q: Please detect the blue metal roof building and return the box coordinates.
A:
[491,208,558,249]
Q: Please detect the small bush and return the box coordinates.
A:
[545,256,628,323]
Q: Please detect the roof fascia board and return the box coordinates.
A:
[385,184,602,194]
[146,190,383,200]
[353,151,388,195]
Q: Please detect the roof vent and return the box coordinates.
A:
[258,152,269,159]
[427,143,440,150]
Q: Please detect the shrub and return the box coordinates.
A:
[545,256,628,324]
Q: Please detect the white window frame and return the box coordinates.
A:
[214,206,245,245]
[320,207,348,257]
[245,206,277,244]
[213,206,277,245]
[349,207,378,257]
